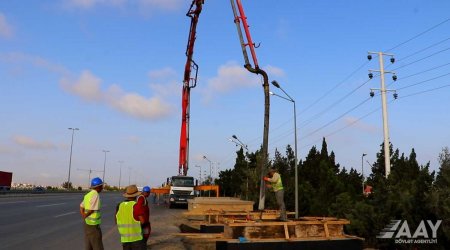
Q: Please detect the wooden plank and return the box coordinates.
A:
[228,221,298,226]
[324,222,330,238]
[187,197,254,213]
[227,220,349,227]
[284,223,289,239]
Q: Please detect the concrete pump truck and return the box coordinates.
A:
[165,0,204,208]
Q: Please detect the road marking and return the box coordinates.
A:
[36,202,66,208]
[54,211,76,218]
[0,201,26,205]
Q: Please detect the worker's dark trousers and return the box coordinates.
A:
[84,224,104,250]
[275,189,287,221]
[122,239,146,250]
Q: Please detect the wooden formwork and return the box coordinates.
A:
[179,198,362,248]
[178,217,362,249]
[224,217,350,240]
[184,209,296,224]
[187,197,254,213]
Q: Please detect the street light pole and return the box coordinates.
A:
[362,153,367,194]
[195,165,202,184]
[203,156,212,197]
[67,128,79,189]
[128,167,132,185]
[118,160,124,189]
[102,150,110,184]
[270,80,299,219]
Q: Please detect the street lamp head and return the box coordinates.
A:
[363,153,367,156]
[232,135,238,140]
[271,80,280,88]
[269,91,274,95]
[203,156,206,159]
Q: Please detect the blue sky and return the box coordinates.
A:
[1,0,449,188]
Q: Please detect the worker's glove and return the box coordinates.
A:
[263,177,269,181]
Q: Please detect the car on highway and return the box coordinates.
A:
[32,187,46,194]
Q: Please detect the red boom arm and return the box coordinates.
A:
[179,0,204,176]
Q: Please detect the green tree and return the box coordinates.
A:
[62,181,73,189]
[433,147,450,247]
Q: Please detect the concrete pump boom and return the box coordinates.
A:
[179,0,204,176]
[230,0,270,210]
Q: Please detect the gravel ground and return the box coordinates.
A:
[147,203,188,250]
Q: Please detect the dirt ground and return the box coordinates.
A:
[147,202,188,250]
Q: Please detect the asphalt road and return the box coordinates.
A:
[0,192,138,250]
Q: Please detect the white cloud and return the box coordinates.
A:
[60,70,174,120]
[265,65,286,77]
[2,51,174,121]
[13,135,57,150]
[64,0,126,9]
[207,62,259,93]
[63,0,183,13]
[138,0,184,11]
[0,52,70,76]
[148,67,177,79]
[60,70,103,101]
[125,136,140,144]
[0,13,13,39]
[201,62,286,102]
[110,91,172,120]
[148,67,180,97]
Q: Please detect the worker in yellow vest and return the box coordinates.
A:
[263,168,288,221]
[116,185,146,250]
[79,177,104,250]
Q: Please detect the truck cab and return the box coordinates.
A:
[168,176,195,208]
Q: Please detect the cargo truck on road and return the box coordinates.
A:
[0,171,13,192]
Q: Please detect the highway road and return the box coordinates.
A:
[0,192,130,250]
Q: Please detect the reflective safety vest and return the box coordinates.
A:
[272,174,284,192]
[83,190,101,225]
[116,201,143,243]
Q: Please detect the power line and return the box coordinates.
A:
[298,61,370,116]
[396,37,450,62]
[397,72,450,90]
[274,80,450,155]
[398,62,450,80]
[300,79,371,127]
[386,18,450,52]
[246,19,450,153]
[392,47,450,71]
[298,80,450,152]
[387,62,450,87]
[299,97,372,141]
[299,106,381,150]
[399,83,450,99]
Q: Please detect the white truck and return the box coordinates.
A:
[168,175,195,208]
